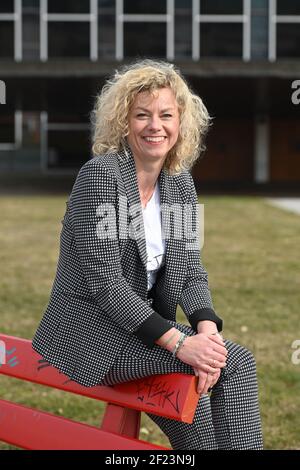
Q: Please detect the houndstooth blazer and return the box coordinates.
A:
[32,145,222,387]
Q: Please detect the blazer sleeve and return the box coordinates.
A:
[69,160,172,348]
[178,174,223,332]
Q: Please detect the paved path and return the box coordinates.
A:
[265,198,300,215]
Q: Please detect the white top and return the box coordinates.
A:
[142,182,166,291]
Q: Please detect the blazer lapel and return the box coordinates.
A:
[159,168,185,278]
[158,167,170,255]
[117,145,148,269]
[117,144,186,285]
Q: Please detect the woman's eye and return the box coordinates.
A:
[136,113,172,118]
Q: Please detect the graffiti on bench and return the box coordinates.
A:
[36,358,74,385]
[135,376,180,413]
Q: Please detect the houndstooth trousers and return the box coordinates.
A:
[99,320,264,450]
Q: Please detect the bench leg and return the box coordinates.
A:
[101,404,141,439]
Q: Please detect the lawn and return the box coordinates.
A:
[0,194,299,450]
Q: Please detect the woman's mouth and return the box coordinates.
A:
[143,136,167,145]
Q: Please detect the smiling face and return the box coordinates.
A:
[126,87,180,166]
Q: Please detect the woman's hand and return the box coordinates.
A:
[193,368,209,395]
[193,367,221,395]
[191,321,225,394]
[204,368,221,392]
[157,323,227,395]
[176,333,227,374]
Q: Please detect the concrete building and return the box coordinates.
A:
[0,0,300,191]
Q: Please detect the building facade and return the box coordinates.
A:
[0,0,300,189]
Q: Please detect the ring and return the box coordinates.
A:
[211,359,216,367]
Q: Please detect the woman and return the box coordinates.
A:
[32,59,263,450]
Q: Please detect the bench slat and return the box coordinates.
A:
[0,334,199,423]
[0,399,167,450]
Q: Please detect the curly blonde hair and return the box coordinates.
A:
[91,59,211,175]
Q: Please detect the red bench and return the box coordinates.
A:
[0,334,199,450]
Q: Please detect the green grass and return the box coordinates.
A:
[0,194,299,450]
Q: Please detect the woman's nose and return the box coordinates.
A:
[148,116,162,131]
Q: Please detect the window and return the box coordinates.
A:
[0,0,22,60]
[116,0,174,60]
[123,0,166,14]
[269,0,300,60]
[0,112,15,170]
[201,23,243,58]
[42,113,89,170]
[47,127,89,169]
[124,22,166,57]
[277,24,300,58]
[48,0,90,14]
[40,0,98,61]
[277,1,300,16]
[200,0,243,15]
[0,113,15,145]
[0,1,14,13]
[0,22,14,58]
[192,0,251,60]
[0,111,22,151]
[48,22,90,58]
